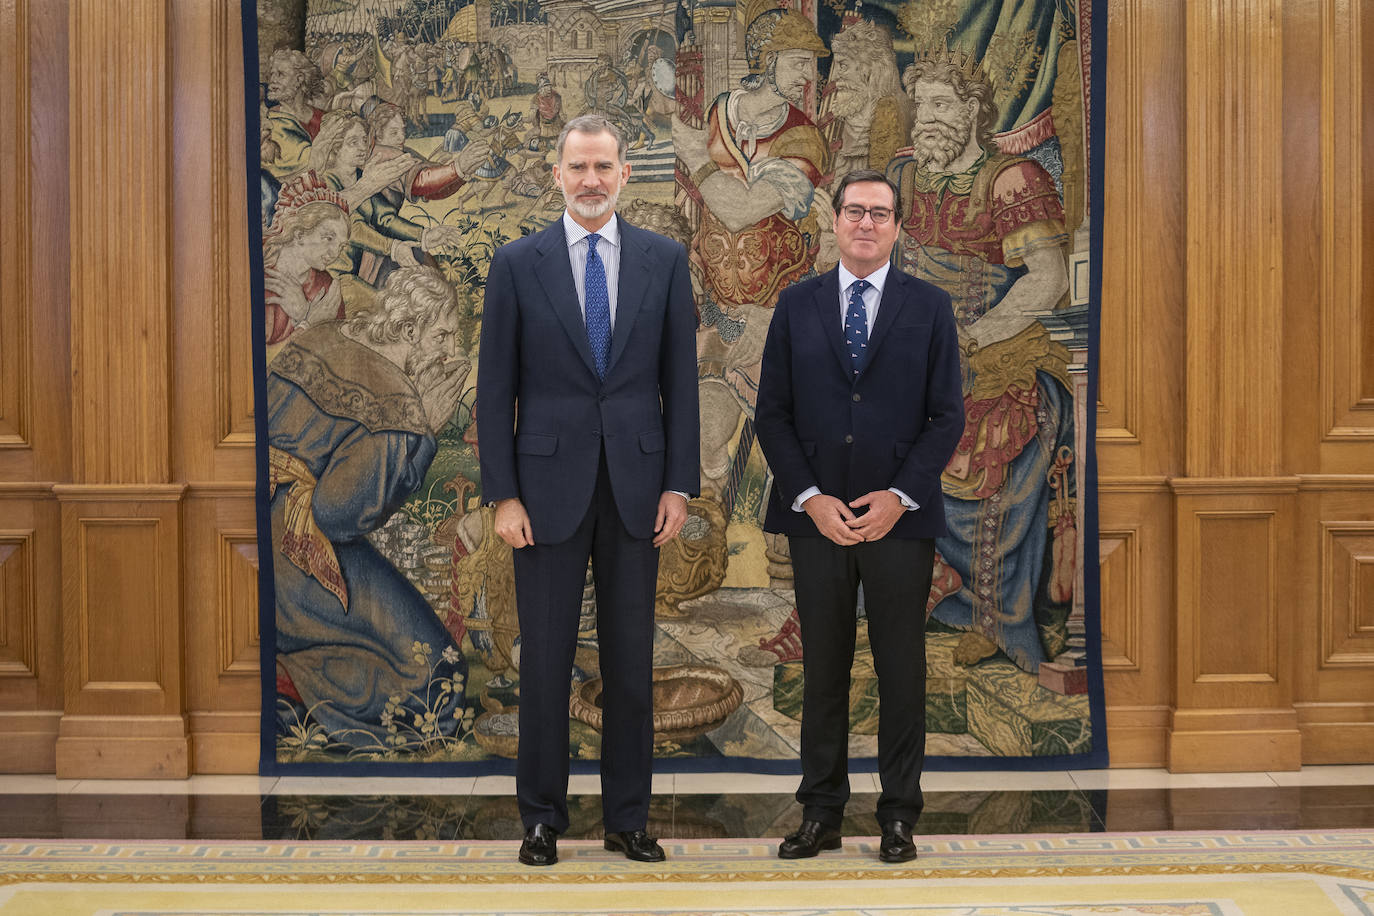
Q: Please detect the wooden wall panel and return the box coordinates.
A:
[1098,483,1174,766]
[1097,0,1185,476]
[0,0,68,773]
[1183,0,1285,479]
[171,0,261,772]
[183,487,260,774]
[1320,522,1374,667]
[0,0,32,452]
[172,0,256,483]
[1320,0,1374,443]
[68,0,172,485]
[0,533,36,679]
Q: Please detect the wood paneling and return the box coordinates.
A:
[0,533,36,678]
[0,0,32,451]
[68,0,172,484]
[1320,523,1374,667]
[54,486,188,777]
[1098,529,1139,670]
[171,0,256,485]
[1183,0,1285,479]
[1097,0,1185,477]
[1321,0,1374,439]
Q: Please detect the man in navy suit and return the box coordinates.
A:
[477,114,699,867]
[756,169,965,863]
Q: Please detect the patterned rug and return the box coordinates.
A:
[2,832,1373,914]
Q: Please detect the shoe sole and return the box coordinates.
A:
[777,836,843,859]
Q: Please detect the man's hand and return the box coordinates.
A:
[493,497,534,548]
[418,359,467,434]
[652,492,689,547]
[453,139,493,179]
[846,490,905,542]
[421,224,463,254]
[803,493,863,546]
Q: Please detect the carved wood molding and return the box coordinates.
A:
[211,0,255,450]
[68,0,172,483]
[1320,0,1373,438]
[1099,527,1140,670]
[1319,521,1374,668]
[0,532,36,678]
[1184,0,1285,476]
[0,0,32,449]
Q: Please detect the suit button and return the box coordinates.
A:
[592,429,601,437]
[844,434,854,444]
[852,393,861,402]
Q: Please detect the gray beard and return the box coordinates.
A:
[829,87,873,121]
[910,120,970,172]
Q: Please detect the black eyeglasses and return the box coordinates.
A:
[839,205,894,224]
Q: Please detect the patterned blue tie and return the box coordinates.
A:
[584,232,611,378]
[845,278,870,377]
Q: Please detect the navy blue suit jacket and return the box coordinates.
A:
[755,265,965,539]
[477,216,700,544]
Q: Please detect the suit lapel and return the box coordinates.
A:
[812,269,851,378]
[862,269,907,374]
[533,219,599,378]
[607,219,650,376]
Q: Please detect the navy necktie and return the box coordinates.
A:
[584,232,611,378]
[845,278,870,376]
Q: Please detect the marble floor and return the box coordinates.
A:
[0,766,1371,842]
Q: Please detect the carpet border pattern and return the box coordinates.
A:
[1,831,1372,885]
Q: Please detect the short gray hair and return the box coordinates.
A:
[556,113,627,163]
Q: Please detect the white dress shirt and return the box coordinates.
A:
[792,262,919,514]
[563,211,621,325]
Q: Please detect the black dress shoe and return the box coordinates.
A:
[519,823,558,866]
[603,829,666,862]
[879,820,917,863]
[778,819,842,859]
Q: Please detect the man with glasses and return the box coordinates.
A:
[755,169,965,864]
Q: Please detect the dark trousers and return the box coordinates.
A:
[788,535,935,829]
[511,454,659,835]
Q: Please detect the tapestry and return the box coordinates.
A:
[246,0,1107,773]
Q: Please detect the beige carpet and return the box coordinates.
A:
[1,831,1372,914]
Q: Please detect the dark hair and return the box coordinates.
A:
[833,169,901,214]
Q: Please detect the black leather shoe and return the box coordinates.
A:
[778,819,842,859]
[519,823,558,866]
[879,820,918,863]
[603,829,666,862]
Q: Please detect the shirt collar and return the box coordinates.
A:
[838,260,890,295]
[563,211,620,249]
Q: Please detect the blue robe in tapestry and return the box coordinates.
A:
[267,322,466,751]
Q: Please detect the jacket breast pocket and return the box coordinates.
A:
[516,433,558,456]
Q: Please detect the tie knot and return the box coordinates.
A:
[586,232,601,252]
[852,279,869,294]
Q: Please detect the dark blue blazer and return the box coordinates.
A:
[755,265,965,539]
[477,216,700,544]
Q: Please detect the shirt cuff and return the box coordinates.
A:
[889,487,919,510]
[791,486,821,512]
[668,490,690,501]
